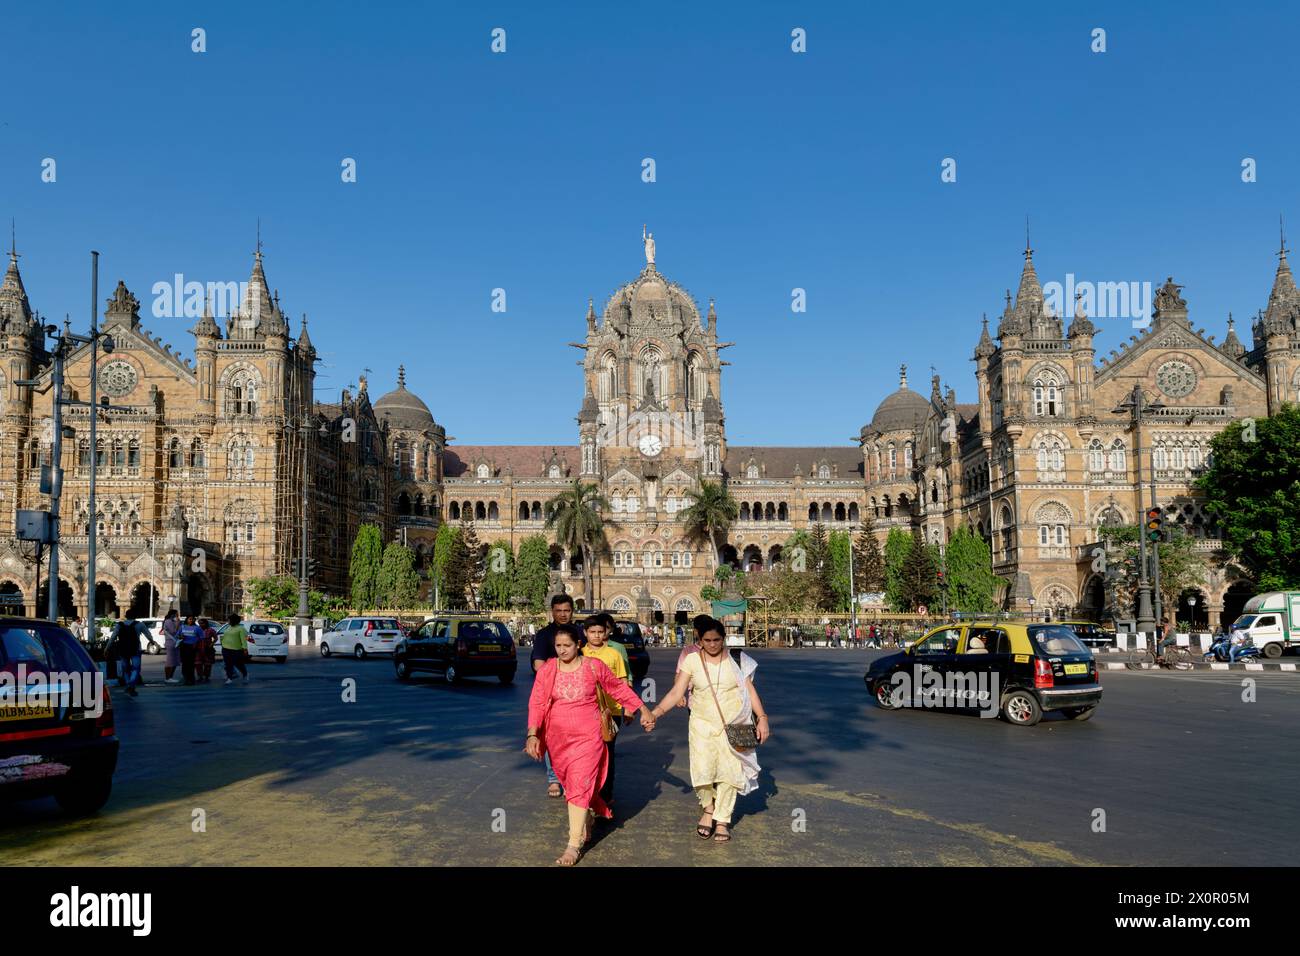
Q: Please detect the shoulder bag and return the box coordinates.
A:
[587,658,618,743]
[699,652,760,752]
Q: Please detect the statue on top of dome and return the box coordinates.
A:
[642,224,655,267]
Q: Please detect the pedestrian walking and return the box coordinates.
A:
[221,613,250,684]
[196,617,217,682]
[115,613,143,697]
[162,609,181,683]
[647,614,770,844]
[178,615,203,685]
[524,623,653,865]
[530,593,577,799]
[580,614,632,815]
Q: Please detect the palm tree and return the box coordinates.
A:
[680,479,739,571]
[545,479,611,609]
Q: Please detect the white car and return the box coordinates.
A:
[215,620,289,663]
[320,616,403,659]
[133,618,167,655]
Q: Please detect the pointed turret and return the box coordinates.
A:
[189,291,221,338]
[1220,313,1246,361]
[577,384,599,424]
[1263,228,1300,335]
[1013,241,1043,318]
[702,383,723,423]
[297,312,315,355]
[586,298,597,332]
[1068,293,1095,338]
[0,239,32,328]
[974,313,996,358]
[238,249,276,332]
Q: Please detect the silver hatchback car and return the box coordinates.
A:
[319,616,403,659]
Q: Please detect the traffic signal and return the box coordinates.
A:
[936,568,946,587]
[1145,507,1163,543]
[307,558,319,578]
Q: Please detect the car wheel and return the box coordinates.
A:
[1000,690,1042,726]
[354,644,367,660]
[873,677,903,710]
[1263,642,1283,659]
[498,670,515,685]
[1064,706,1097,721]
[56,772,113,816]
[445,664,459,685]
[320,643,331,657]
[147,641,160,655]
[395,659,411,681]
[275,656,287,664]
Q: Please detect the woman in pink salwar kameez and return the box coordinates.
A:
[525,623,654,865]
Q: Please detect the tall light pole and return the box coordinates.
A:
[1113,384,1164,635]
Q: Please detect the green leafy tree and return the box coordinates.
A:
[1198,406,1300,590]
[349,523,384,610]
[546,479,610,609]
[431,523,458,607]
[513,535,552,611]
[378,542,421,608]
[481,540,516,609]
[440,526,472,610]
[828,530,853,611]
[247,575,298,617]
[1099,524,1208,621]
[806,522,834,611]
[460,518,485,608]
[883,527,912,611]
[899,530,938,612]
[945,525,998,614]
[853,522,886,596]
[680,480,739,570]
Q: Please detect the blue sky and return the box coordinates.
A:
[2,0,1297,445]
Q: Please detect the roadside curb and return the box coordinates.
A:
[1099,660,1298,672]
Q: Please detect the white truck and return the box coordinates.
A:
[1230,592,1300,658]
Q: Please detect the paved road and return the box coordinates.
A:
[1,646,1296,866]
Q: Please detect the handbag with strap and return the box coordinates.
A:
[699,652,760,752]
[587,659,618,743]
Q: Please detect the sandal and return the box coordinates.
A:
[547,783,562,799]
[696,806,715,839]
[556,844,582,866]
[713,822,732,843]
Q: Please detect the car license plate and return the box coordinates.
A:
[1064,663,1088,675]
[0,700,55,721]
[476,644,500,653]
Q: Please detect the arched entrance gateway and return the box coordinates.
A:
[127,582,160,620]
[1221,580,1255,631]
[36,580,77,620]
[93,582,118,618]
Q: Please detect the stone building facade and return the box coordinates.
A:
[1,231,1294,627]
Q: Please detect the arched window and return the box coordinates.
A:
[487,501,499,521]
[190,439,206,470]
[112,438,125,471]
[903,444,913,469]
[128,439,140,470]
[475,501,486,521]
[1108,439,1127,473]
[1153,442,1168,470]
[519,502,530,521]
[1036,438,1063,471]
[991,376,1003,427]
[599,353,617,402]
[1188,443,1202,469]
[449,501,461,520]
[168,438,183,469]
[78,439,90,470]
[1034,502,1071,549]
[1088,439,1105,473]
[1033,374,1061,417]
[746,463,759,479]
[476,463,490,479]
[1171,444,1185,470]
[888,444,897,472]
[818,463,831,479]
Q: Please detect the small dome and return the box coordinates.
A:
[374,366,436,431]
[865,380,928,435]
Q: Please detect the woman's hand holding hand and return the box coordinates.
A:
[524,736,541,760]
[755,715,771,744]
[640,710,656,733]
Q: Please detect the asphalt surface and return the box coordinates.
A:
[1,645,1297,866]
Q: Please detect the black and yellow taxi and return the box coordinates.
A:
[394,613,517,685]
[863,620,1103,726]
[0,617,119,814]
[607,618,651,684]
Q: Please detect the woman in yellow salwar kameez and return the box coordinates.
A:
[650,615,771,843]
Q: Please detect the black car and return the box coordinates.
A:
[394,615,517,684]
[609,620,650,684]
[0,617,119,814]
[1056,621,1116,650]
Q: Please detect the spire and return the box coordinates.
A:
[899,363,908,390]
[1264,218,1300,334]
[707,297,717,330]
[0,227,31,325]
[702,383,723,423]
[239,235,275,329]
[1221,312,1246,360]
[1013,236,1043,316]
[397,364,406,389]
[586,297,596,330]
[189,289,221,339]
[974,313,995,358]
[1068,290,1095,338]
[297,312,314,353]
[577,383,599,424]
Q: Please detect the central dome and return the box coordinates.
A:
[374,366,437,431]
[864,367,929,435]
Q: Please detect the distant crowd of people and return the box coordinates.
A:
[84,609,258,694]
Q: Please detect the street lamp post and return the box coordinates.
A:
[1113,384,1164,636]
[1028,596,1036,622]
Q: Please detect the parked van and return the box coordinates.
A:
[1230,592,1300,658]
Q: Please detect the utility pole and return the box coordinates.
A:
[87,253,99,625]
[1113,384,1164,636]
[46,326,66,621]
[1150,462,1163,627]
